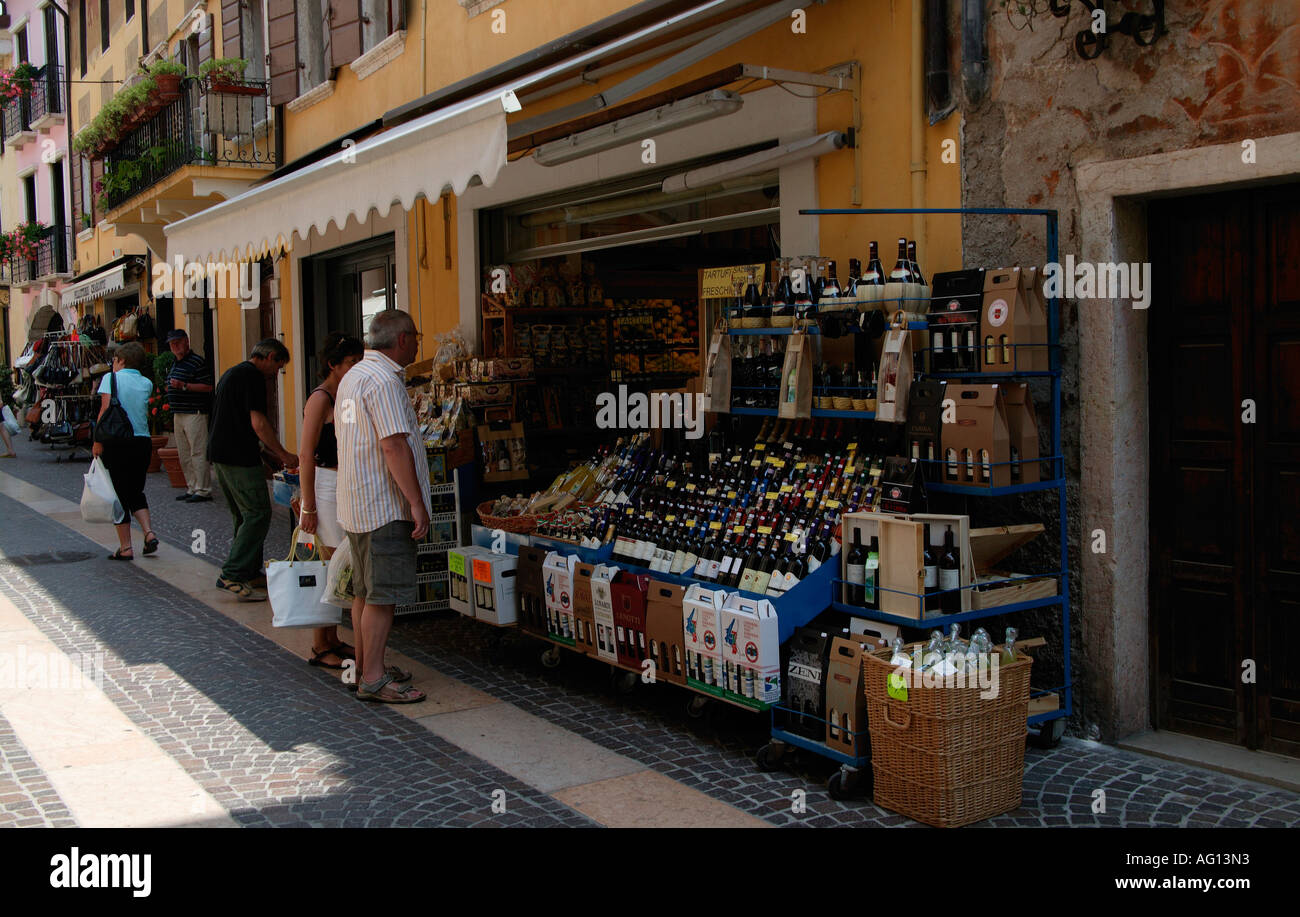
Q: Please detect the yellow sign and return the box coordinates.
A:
[701,263,767,299]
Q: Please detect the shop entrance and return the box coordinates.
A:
[1148,183,1300,757]
[301,236,397,390]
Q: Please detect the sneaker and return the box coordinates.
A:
[176,493,195,501]
[215,577,267,602]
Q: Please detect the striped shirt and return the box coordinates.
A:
[165,351,214,413]
[336,350,432,534]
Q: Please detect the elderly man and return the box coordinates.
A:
[337,310,430,704]
[164,329,215,502]
[209,338,298,602]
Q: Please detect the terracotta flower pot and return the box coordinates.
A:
[210,79,264,96]
[158,446,187,489]
[148,434,169,472]
[154,74,183,101]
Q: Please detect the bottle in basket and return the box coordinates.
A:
[1002,626,1019,664]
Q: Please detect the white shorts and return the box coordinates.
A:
[307,466,346,550]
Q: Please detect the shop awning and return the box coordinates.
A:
[164,92,518,263]
[61,265,128,307]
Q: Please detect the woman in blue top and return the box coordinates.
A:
[93,341,159,560]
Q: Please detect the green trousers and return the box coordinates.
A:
[214,463,272,583]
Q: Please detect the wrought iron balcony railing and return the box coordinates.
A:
[99,76,275,212]
[7,225,74,284]
[0,64,63,148]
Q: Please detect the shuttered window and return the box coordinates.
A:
[330,1,405,68]
[222,1,243,58]
[268,0,298,105]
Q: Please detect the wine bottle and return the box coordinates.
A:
[907,240,925,286]
[845,529,866,606]
[939,525,961,613]
[889,238,913,285]
[864,536,880,610]
[862,242,886,287]
[923,524,939,614]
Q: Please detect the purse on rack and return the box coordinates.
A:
[136,307,155,340]
[94,371,136,446]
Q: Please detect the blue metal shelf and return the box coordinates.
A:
[926,478,1066,496]
[727,321,927,335]
[921,370,1059,379]
[831,596,1064,631]
[729,406,876,419]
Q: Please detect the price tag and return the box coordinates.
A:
[449,553,466,575]
[730,455,742,462]
[754,443,766,451]
[765,492,778,501]
[666,480,677,489]
[826,499,842,509]
[685,482,697,492]
[665,515,677,522]
[783,442,794,450]
[709,521,722,530]
[727,491,738,500]
[757,526,773,535]
[845,465,855,475]
[733,526,746,534]
[625,508,634,515]
[795,462,807,470]
[887,672,909,702]
[784,533,800,543]
[847,442,858,451]
[686,520,697,528]
[779,485,794,494]
[804,490,817,499]
[706,487,718,497]
[750,460,762,469]
[644,511,653,519]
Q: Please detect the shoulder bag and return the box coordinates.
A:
[94,371,136,446]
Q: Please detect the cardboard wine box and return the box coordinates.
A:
[879,456,926,514]
[682,585,726,694]
[824,637,871,758]
[542,552,578,644]
[1000,382,1042,484]
[515,545,549,636]
[927,269,985,373]
[904,380,947,469]
[471,552,518,626]
[720,592,781,706]
[940,384,1011,488]
[876,322,914,423]
[572,562,599,656]
[590,565,620,663]
[780,627,832,739]
[611,573,651,668]
[645,581,687,685]
[981,267,1045,373]
[448,545,489,617]
[1020,267,1051,372]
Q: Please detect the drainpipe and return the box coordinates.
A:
[962,0,988,104]
[49,2,73,275]
[910,0,927,258]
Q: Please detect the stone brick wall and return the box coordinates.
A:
[952,0,1300,740]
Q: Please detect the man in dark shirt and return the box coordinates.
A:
[165,329,216,502]
[209,338,297,602]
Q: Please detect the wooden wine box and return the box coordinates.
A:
[968,524,1058,610]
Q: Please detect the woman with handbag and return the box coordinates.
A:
[0,403,17,457]
[297,332,364,669]
[93,342,159,560]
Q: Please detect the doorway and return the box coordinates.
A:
[1148,183,1300,757]
[301,236,397,389]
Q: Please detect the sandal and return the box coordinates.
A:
[386,664,412,683]
[107,547,133,561]
[328,642,356,660]
[308,647,346,670]
[356,673,425,704]
[143,531,160,555]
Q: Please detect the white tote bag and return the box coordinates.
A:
[269,529,341,628]
[1,404,18,435]
[80,457,125,524]
[322,536,356,609]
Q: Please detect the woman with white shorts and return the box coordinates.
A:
[297,332,364,670]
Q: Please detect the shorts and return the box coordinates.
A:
[346,520,417,607]
[312,467,346,549]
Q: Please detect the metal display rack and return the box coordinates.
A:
[395,467,463,616]
[800,206,1072,749]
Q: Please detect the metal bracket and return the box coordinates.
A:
[1050,0,1165,60]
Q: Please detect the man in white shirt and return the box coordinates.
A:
[337,310,431,704]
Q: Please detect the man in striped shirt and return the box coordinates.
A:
[337,310,431,704]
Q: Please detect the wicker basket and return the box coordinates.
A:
[863,646,1032,827]
[476,501,540,534]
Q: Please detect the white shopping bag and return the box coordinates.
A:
[1,405,18,436]
[269,529,340,628]
[80,457,125,525]
[322,537,355,609]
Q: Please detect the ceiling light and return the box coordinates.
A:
[532,90,743,167]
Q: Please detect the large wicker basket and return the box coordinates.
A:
[476,501,540,534]
[863,645,1033,827]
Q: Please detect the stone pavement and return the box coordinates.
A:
[1,444,1299,828]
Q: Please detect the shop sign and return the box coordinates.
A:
[700,263,767,299]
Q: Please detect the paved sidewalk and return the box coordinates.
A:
[1,447,1299,828]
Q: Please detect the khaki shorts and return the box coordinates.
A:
[346,520,417,607]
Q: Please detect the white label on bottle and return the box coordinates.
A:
[807,555,822,574]
[694,557,710,578]
[707,559,721,579]
[847,564,866,586]
[925,563,938,589]
[939,568,960,591]
[783,571,801,591]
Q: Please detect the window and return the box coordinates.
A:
[44,5,60,69]
[100,0,110,54]
[361,0,403,54]
[79,157,93,229]
[126,0,135,20]
[296,0,328,95]
[23,174,37,225]
[16,27,28,64]
[78,0,88,76]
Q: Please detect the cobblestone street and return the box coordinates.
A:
[1,449,1298,828]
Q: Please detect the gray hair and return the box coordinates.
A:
[114,341,148,370]
[250,338,290,362]
[366,310,416,349]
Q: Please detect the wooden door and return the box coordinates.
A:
[1149,183,1300,756]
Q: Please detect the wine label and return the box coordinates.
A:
[807,555,822,573]
[939,567,960,592]
[924,563,938,588]
[846,564,866,585]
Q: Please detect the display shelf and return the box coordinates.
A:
[920,370,1057,379]
[727,321,928,336]
[769,724,867,768]
[925,477,1066,497]
[394,600,450,617]
[831,596,1064,631]
[398,467,463,617]
[729,406,877,420]
[416,570,450,585]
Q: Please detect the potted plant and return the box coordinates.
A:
[146,352,175,472]
[147,59,186,101]
[80,212,92,230]
[200,58,260,94]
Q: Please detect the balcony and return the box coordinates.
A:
[99,76,276,215]
[1,64,64,150]
[6,225,74,286]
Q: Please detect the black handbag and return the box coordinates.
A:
[94,371,136,446]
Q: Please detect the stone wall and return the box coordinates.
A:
[951,0,1300,741]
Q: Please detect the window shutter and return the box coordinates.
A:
[198,12,214,65]
[393,0,406,32]
[72,157,82,230]
[267,0,298,105]
[328,1,363,69]
[221,0,243,59]
[90,158,103,223]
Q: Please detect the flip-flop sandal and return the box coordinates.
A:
[107,548,133,561]
[143,532,160,555]
[328,642,356,660]
[357,673,425,704]
[308,648,346,670]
